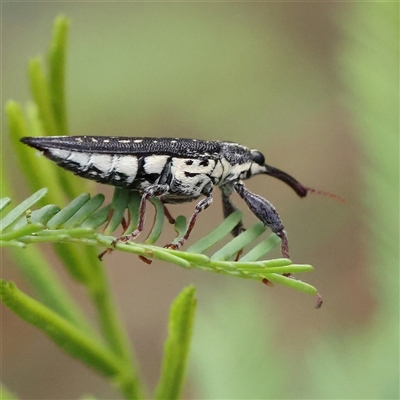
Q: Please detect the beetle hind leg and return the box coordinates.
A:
[165,187,213,250]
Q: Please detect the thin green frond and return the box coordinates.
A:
[0,280,142,400]
[28,57,59,136]
[155,286,197,400]
[48,15,69,135]
[1,189,319,299]
[0,197,11,212]
[0,384,19,400]
[145,198,165,244]
[8,245,96,334]
[6,101,66,206]
[0,189,47,232]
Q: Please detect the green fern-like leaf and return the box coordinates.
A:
[0,188,319,298]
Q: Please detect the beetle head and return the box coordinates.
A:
[249,149,344,201]
[249,149,309,198]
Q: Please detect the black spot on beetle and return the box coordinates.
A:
[185,172,198,178]
[199,159,209,167]
[185,160,194,165]
[144,173,160,183]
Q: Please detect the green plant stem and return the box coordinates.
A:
[28,57,58,136]
[79,245,146,398]
[0,279,141,399]
[0,384,18,400]
[9,246,96,335]
[85,249,131,356]
[48,15,69,135]
[155,286,197,400]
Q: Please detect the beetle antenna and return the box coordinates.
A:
[264,164,345,202]
[304,187,345,203]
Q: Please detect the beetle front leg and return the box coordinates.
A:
[234,181,290,259]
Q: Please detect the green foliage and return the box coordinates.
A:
[154,286,197,400]
[0,280,133,381]
[2,14,321,400]
[0,385,18,400]
[1,189,318,292]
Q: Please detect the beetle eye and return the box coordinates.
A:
[251,150,265,165]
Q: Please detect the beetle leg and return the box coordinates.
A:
[119,183,170,242]
[234,181,290,259]
[163,204,176,224]
[166,185,213,250]
[221,187,244,237]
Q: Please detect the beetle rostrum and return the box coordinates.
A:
[21,136,320,257]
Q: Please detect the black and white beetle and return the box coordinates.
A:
[21,136,325,258]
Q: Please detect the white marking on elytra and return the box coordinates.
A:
[48,148,71,160]
[103,139,110,143]
[134,139,143,143]
[89,154,113,176]
[113,155,138,183]
[143,155,169,174]
[118,140,131,143]
[91,138,98,142]
[67,152,91,169]
[75,137,83,142]
[153,140,158,143]
[171,140,177,144]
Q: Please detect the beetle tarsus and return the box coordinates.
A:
[316,293,323,309]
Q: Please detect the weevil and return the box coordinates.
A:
[20,136,327,258]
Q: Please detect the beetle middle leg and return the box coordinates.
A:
[165,186,214,250]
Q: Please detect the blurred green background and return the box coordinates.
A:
[2,2,398,399]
